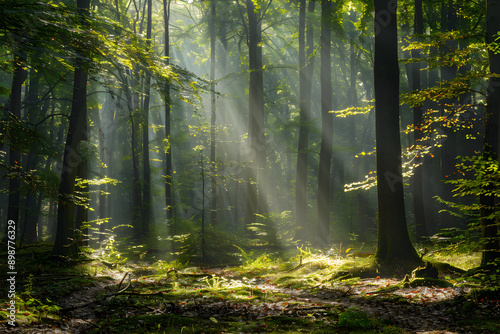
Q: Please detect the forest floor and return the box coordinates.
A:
[1,244,500,333]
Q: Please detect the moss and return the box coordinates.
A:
[405,277,454,288]
[338,307,371,329]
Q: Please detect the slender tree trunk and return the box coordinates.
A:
[142,0,152,239]
[481,0,500,266]
[440,0,460,229]
[296,0,315,241]
[21,68,42,245]
[245,0,266,228]
[210,0,217,226]
[1,54,27,245]
[163,0,173,221]
[373,0,420,263]
[317,0,333,248]
[131,103,142,240]
[216,7,229,225]
[52,0,91,257]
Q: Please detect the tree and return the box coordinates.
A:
[163,0,173,222]
[52,0,91,257]
[142,0,153,238]
[317,0,333,248]
[296,0,315,242]
[373,0,420,263]
[1,52,27,245]
[481,0,500,266]
[245,0,266,228]
[210,0,217,226]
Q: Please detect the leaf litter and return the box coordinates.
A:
[4,259,500,333]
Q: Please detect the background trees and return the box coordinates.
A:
[0,0,497,268]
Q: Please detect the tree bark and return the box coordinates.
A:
[210,0,217,226]
[52,0,91,257]
[142,0,152,239]
[373,0,420,263]
[317,0,333,248]
[163,0,173,222]
[245,0,266,228]
[481,0,500,266]
[296,0,315,242]
[1,54,27,245]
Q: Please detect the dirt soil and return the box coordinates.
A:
[3,264,499,334]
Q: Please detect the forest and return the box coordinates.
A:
[0,0,499,332]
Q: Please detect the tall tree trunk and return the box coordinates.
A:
[481,0,500,266]
[296,0,315,242]
[210,0,217,226]
[373,0,420,263]
[216,5,229,225]
[163,0,173,222]
[411,0,428,238]
[1,54,27,245]
[440,0,460,229]
[52,0,91,257]
[317,0,333,248]
[131,99,142,240]
[245,0,266,228]
[21,68,41,245]
[142,0,152,239]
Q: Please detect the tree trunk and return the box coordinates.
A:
[210,0,217,226]
[481,0,500,266]
[374,0,420,263]
[131,100,142,240]
[1,54,27,245]
[440,0,460,229]
[296,0,315,242]
[21,68,42,245]
[163,0,173,222]
[317,0,333,248]
[52,0,91,257]
[142,0,152,239]
[245,0,266,228]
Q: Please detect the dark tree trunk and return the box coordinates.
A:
[245,0,266,228]
[373,0,420,263]
[440,0,460,229]
[2,55,27,245]
[22,68,42,245]
[52,0,91,257]
[296,0,315,242]
[481,0,500,266]
[317,0,333,248]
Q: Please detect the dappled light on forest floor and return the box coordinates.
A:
[2,248,499,334]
